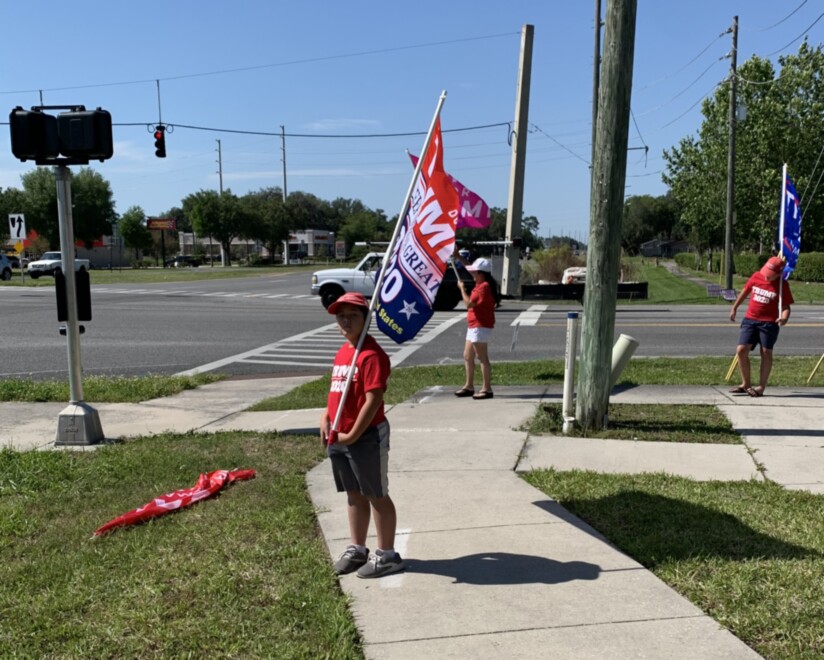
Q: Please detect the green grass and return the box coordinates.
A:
[525,403,741,443]
[0,264,316,287]
[0,432,361,658]
[0,373,224,403]
[2,354,820,407]
[249,355,824,411]
[632,261,722,304]
[523,470,824,659]
[4,358,824,656]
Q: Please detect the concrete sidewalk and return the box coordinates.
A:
[3,380,823,658]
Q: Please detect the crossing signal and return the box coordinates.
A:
[153,125,166,158]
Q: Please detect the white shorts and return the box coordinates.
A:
[466,327,492,343]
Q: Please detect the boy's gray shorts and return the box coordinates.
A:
[327,420,390,498]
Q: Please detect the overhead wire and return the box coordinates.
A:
[528,122,590,166]
[754,0,809,32]
[0,32,518,95]
[766,10,824,57]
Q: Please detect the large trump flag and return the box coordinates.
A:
[376,117,460,343]
[780,166,802,280]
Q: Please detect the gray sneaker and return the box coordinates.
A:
[356,549,405,579]
[333,545,369,575]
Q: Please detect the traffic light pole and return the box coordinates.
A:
[54,165,104,446]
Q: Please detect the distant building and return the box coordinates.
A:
[640,239,690,258]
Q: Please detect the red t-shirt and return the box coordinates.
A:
[326,334,390,440]
[743,272,793,322]
[468,281,495,329]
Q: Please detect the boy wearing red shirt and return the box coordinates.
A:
[320,292,403,579]
[729,256,793,397]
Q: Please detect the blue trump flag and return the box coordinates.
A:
[375,118,460,344]
[780,170,802,280]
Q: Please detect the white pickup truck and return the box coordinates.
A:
[310,252,472,311]
[27,251,91,279]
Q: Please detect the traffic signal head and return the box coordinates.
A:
[9,108,59,161]
[9,106,112,164]
[154,125,166,158]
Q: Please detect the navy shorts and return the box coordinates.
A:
[738,318,780,350]
[327,420,390,498]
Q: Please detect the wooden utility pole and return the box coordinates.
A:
[591,0,603,166]
[576,0,638,431]
[501,24,533,297]
[724,16,738,290]
[280,125,287,202]
[216,139,224,194]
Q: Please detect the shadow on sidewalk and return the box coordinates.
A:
[408,552,600,585]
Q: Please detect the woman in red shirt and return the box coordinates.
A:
[455,257,500,400]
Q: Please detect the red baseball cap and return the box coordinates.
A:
[328,292,370,315]
[760,256,785,278]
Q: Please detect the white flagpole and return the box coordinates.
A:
[329,91,448,437]
[778,163,787,315]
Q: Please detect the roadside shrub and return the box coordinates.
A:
[675,251,824,282]
[527,245,585,283]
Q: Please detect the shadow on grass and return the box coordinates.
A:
[410,552,600,585]
[547,490,820,568]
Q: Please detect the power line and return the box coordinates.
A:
[0,32,518,96]
[754,0,809,32]
[122,120,511,139]
[766,11,824,57]
[528,122,590,166]
[637,30,727,92]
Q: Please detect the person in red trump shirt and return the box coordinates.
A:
[453,256,500,400]
[320,292,404,579]
[729,256,793,397]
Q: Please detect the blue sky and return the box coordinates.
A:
[2,1,822,242]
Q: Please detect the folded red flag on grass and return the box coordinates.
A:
[93,469,256,537]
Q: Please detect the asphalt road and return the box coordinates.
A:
[2,273,823,380]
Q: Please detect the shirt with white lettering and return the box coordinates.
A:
[326,334,390,440]
[743,272,793,322]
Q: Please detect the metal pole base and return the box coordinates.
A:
[55,403,105,446]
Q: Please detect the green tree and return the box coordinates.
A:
[664,42,824,255]
[183,189,250,266]
[19,168,59,247]
[118,206,152,261]
[339,211,381,249]
[240,188,290,264]
[18,167,116,249]
[621,194,682,254]
[71,168,117,247]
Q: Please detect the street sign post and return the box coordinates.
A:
[9,215,27,282]
[8,213,26,240]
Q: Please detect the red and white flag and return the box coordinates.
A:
[93,469,256,536]
[376,118,460,343]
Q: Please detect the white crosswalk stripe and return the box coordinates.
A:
[93,287,318,303]
[511,304,548,327]
[175,313,466,376]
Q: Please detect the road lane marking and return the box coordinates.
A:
[511,304,548,327]
[176,313,464,376]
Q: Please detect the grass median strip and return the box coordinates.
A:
[525,403,742,444]
[0,432,361,658]
[0,373,224,403]
[523,470,824,660]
